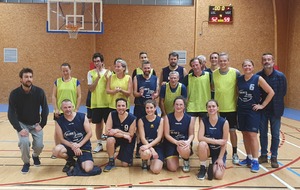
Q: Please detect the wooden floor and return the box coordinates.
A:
[0,113,299,190]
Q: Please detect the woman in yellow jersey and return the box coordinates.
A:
[106,59,132,110]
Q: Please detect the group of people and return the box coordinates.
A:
[8,51,287,181]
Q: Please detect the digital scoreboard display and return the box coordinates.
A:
[209,6,233,23]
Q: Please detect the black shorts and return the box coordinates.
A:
[164,140,193,159]
[110,136,136,164]
[91,108,110,124]
[187,112,207,118]
[220,112,237,129]
[86,91,92,119]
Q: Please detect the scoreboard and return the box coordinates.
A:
[209,6,233,23]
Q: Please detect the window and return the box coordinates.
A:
[4,48,18,63]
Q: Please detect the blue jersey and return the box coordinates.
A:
[167,112,191,141]
[202,116,226,150]
[111,111,136,132]
[237,74,261,110]
[162,66,185,83]
[142,116,162,143]
[134,74,157,105]
[57,112,91,150]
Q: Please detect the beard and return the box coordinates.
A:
[22,81,32,88]
[170,62,177,68]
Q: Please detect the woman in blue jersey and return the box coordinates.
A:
[138,99,164,174]
[164,96,195,172]
[237,59,274,173]
[197,100,229,180]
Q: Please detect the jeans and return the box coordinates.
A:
[259,111,281,158]
[17,122,44,164]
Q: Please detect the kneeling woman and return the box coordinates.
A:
[138,100,164,174]
[197,99,229,180]
[164,96,195,172]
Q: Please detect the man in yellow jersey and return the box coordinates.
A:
[132,52,156,79]
[159,71,187,116]
[182,57,211,123]
[87,53,111,153]
[212,52,240,164]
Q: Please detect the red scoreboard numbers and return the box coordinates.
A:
[209,6,233,23]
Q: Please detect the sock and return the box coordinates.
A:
[247,154,253,160]
[232,147,237,154]
[253,158,258,161]
[109,157,114,163]
[200,161,206,167]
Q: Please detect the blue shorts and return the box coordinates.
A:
[237,109,261,133]
[64,145,93,163]
[91,108,110,124]
[152,144,165,162]
[220,112,237,129]
[111,136,136,164]
[209,147,227,165]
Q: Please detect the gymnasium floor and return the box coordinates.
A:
[0,105,299,189]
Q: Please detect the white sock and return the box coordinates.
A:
[247,154,253,160]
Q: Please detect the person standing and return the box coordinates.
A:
[212,52,240,164]
[88,53,111,153]
[52,99,101,175]
[257,53,287,168]
[182,57,211,125]
[197,100,229,180]
[159,71,187,116]
[205,52,219,99]
[159,52,188,86]
[106,59,132,111]
[103,98,137,172]
[132,52,156,79]
[164,96,195,173]
[237,59,274,173]
[8,68,49,174]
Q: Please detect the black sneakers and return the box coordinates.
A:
[197,165,206,180]
[62,159,76,172]
[207,163,213,180]
[21,163,30,174]
[32,154,41,166]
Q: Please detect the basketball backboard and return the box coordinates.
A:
[47,0,103,34]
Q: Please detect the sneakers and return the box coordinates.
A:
[32,155,41,166]
[251,160,259,173]
[232,153,239,165]
[182,160,190,172]
[271,157,279,168]
[141,160,148,170]
[21,163,30,174]
[258,155,268,164]
[104,161,115,172]
[135,151,141,159]
[239,157,252,167]
[197,165,206,180]
[207,164,213,180]
[93,143,103,153]
[62,159,76,172]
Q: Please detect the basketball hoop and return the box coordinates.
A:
[65,24,80,39]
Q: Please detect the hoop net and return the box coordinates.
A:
[65,24,80,39]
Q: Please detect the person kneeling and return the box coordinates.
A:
[52,99,101,176]
[103,98,136,172]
